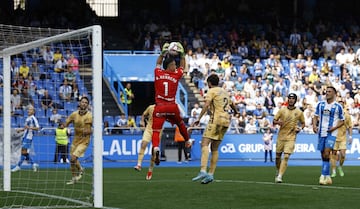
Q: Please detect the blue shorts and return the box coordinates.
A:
[22,138,32,149]
[317,135,336,151]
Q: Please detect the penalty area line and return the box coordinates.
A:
[215,179,360,191]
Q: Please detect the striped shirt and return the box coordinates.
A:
[314,101,344,137]
[23,115,40,140]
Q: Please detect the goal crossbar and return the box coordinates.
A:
[1,25,103,208]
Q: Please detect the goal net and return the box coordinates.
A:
[0,24,103,208]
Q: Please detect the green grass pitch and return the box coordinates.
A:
[1,166,360,209]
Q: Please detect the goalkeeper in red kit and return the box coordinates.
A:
[152,42,191,165]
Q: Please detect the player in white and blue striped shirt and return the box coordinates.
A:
[313,86,344,185]
[11,106,40,172]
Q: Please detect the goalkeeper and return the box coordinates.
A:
[65,96,93,185]
[151,42,191,166]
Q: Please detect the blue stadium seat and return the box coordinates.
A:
[17,116,25,127]
[79,86,88,95]
[328,60,336,66]
[230,56,242,66]
[57,109,67,116]
[13,109,24,116]
[44,82,56,92]
[11,117,18,127]
[25,57,33,65]
[38,117,50,127]
[64,101,78,114]
[13,58,22,66]
[38,64,45,73]
[248,66,255,77]
[42,128,55,135]
[114,116,121,125]
[36,108,46,118]
[135,115,142,126]
[104,115,115,127]
[332,65,341,76]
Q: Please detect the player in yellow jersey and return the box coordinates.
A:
[331,101,352,178]
[65,96,93,185]
[273,93,305,183]
[133,104,160,180]
[191,74,239,184]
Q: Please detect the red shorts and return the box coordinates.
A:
[152,103,182,130]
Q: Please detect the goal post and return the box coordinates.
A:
[92,25,103,208]
[0,25,103,208]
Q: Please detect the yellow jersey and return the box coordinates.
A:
[66,110,92,146]
[206,87,231,127]
[336,111,352,142]
[274,107,305,141]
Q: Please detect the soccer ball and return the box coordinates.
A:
[168,42,179,56]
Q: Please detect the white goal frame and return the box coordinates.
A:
[1,25,103,208]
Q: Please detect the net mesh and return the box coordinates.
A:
[0,24,97,208]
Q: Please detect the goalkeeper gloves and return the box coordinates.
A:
[161,43,170,56]
[176,42,185,57]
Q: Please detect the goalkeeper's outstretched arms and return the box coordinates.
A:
[177,42,186,69]
[156,42,169,68]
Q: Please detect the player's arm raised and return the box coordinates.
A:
[177,42,186,69]
[156,43,169,68]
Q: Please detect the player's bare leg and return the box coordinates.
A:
[275,152,282,183]
[338,150,346,177]
[202,140,221,184]
[67,155,79,185]
[135,141,148,171]
[192,137,211,181]
[208,140,221,175]
[330,151,338,177]
[276,153,290,183]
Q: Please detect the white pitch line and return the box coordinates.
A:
[109,179,360,190]
[215,179,360,190]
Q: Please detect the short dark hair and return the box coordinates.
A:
[327,86,337,94]
[80,96,89,103]
[162,57,175,69]
[206,74,220,86]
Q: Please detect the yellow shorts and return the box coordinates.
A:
[142,128,152,143]
[203,123,228,141]
[70,143,89,158]
[333,141,347,150]
[276,140,295,154]
[142,128,162,143]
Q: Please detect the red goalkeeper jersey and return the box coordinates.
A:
[154,67,183,104]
